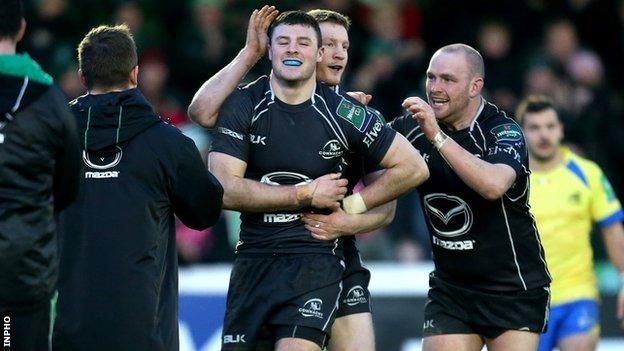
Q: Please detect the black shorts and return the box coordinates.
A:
[222,253,344,350]
[336,238,371,317]
[423,274,550,339]
[0,299,51,351]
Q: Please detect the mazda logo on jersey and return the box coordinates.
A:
[82,150,122,170]
[260,171,311,186]
[423,193,473,238]
[318,140,344,159]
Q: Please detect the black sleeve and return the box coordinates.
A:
[53,88,80,212]
[172,136,224,230]
[387,114,406,135]
[483,118,528,178]
[334,98,397,166]
[209,88,253,162]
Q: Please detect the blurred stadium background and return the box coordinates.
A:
[21,0,624,349]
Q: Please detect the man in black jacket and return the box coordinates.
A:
[0,1,80,350]
[53,25,223,351]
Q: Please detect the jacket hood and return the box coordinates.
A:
[71,88,161,153]
[0,53,53,120]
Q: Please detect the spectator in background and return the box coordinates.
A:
[352,2,425,118]
[173,0,235,97]
[138,49,187,126]
[542,18,581,76]
[24,0,76,76]
[57,63,85,99]
[113,0,161,55]
[563,50,624,201]
[476,20,519,112]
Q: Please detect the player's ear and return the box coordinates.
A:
[317,46,324,63]
[469,76,484,98]
[16,18,26,43]
[129,66,139,86]
[268,44,273,61]
[78,69,87,88]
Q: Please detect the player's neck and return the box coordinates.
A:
[270,73,316,105]
[444,97,483,131]
[89,83,137,95]
[530,150,563,172]
[0,40,17,55]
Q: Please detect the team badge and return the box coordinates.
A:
[336,98,367,131]
[490,123,522,143]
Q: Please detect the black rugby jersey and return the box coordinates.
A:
[212,76,396,256]
[390,99,551,291]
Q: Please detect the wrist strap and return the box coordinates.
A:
[342,193,367,214]
[431,131,448,150]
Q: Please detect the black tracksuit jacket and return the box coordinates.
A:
[53,88,223,351]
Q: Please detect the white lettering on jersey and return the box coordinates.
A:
[218,127,244,140]
[250,134,266,145]
[263,213,302,223]
[432,236,475,250]
[362,120,383,147]
[85,171,120,179]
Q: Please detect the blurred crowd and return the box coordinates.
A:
[20,0,624,264]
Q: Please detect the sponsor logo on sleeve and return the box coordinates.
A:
[218,127,244,140]
[487,145,521,163]
[490,123,522,143]
[336,98,367,131]
[362,120,384,148]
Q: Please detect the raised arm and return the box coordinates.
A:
[188,6,278,128]
[403,96,516,200]
[209,152,347,212]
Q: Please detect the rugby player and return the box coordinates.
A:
[391,44,551,351]
[516,95,624,351]
[192,8,428,351]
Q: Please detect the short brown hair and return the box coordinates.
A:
[268,11,322,48]
[307,9,351,31]
[436,43,484,79]
[515,95,557,125]
[78,24,137,90]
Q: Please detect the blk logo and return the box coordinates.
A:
[223,334,246,344]
[250,134,266,145]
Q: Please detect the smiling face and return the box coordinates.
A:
[425,50,482,125]
[268,23,321,84]
[316,22,349,87]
